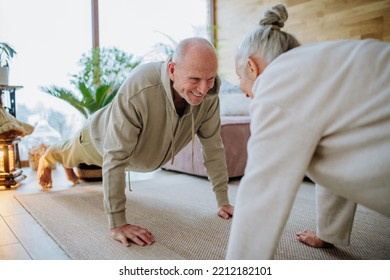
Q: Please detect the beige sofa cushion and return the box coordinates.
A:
[162,115,250,178]
[219,93,250,116]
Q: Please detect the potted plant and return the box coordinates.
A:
[41,47,142,118]
[0,42,17,85]
[40,47,142,180]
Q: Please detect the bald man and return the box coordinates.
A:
[38,37,234,246]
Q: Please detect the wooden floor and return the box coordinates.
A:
[0,166,180,260]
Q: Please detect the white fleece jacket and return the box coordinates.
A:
[226,39,390,259]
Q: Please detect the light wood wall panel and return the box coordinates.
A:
[216,0,390,84]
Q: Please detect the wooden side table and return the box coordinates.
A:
[0,85,23,117]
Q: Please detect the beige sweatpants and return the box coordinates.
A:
[316,184,357,245]
[40,122,103,169]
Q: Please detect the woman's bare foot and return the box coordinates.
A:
[296,230,334,248]
[64,168,80,184]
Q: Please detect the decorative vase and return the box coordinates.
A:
[26,114,61,170]
[0,67,9,85]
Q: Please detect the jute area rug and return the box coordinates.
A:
[15,174,390,260]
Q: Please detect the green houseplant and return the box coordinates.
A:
[40,47,142,180]
[0,42,17,85]
[41,47,142,119]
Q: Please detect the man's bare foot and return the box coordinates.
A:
[64,168,80,184]
[296,230,334,248]
[37,164,53,188]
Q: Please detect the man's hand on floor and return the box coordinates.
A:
[111,224,155,247]
[218,204,234,219]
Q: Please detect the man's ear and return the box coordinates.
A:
[168,61,175,79]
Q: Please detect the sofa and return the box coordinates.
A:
[162,89,251,178]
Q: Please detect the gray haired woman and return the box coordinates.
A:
[227,4,390,259]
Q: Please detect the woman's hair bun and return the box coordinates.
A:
[259,4,288,30]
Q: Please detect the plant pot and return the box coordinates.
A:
[0,66,9,85]
[75,163,102,182]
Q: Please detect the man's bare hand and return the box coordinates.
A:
[111,224,155,247]
[218,204,234,219]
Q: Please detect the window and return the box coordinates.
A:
[0,0,92,160]
[0,0,210,161]
[99,0,210,60]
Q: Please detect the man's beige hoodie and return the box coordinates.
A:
[89,57,229,228]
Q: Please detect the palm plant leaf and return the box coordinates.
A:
[0,42,17,67]
[40,85,89,119]
[77,82,95,113]
[40,47,142,119]
[101,85,119,107]
[94,84,114,110]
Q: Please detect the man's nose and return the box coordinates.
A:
[198,81,210,95]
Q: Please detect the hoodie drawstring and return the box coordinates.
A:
[127,170,132,191]
[170,109,176,164]
[170,108,195,173]
[191,113,195,172]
